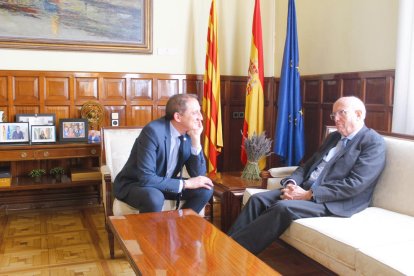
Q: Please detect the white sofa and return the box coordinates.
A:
[244,133,414,275]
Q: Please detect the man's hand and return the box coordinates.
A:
[187,120,203,148]
[184,176,213,190]
[281,183,313,201]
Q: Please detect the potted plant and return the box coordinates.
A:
[28,169,46,183]
[50,167,65,182]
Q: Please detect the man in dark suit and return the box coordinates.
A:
[228,96,386,254]
[114,94,213,213]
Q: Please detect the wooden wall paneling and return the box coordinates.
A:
[130,78,153,101]
[0,69,395,174]
[365,77,387,105]
[104,106,126,127]
[224,77,248,172]
[263,78,274,140]
[156,105,166,119]
[0,76,7,103]
[0,76,7,121]
[365,107,390,131]
[183,74,204,100]
[303,79,321,103]
[342,78,362,98]
[13,76,39,105]
[322,79,340,103]
[102,77,126,103]
[157,77,179,100]
[303,105,321,161]
[74,77,98,103]
[130,106,153,127]
[14,106,40,115]
[44,77,70,104]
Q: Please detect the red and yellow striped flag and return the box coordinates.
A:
[202,0,223,173]
[241,0,265,169]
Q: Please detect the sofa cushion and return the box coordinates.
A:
[356,241,414,276]
[280,207,414,272]
[372,136,414,217]
[104,128,142,182]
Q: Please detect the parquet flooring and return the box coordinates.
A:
[0,206,134,276]
[0,200,334,275]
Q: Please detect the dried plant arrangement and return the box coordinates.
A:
[241,132,272,180]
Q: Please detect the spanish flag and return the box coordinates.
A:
[241,0,265,169]
[202,0,223,173]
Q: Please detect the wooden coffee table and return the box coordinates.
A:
[108,209,279,275]
[209,171,263,232]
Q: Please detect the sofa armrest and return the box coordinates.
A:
[261,166,298,190]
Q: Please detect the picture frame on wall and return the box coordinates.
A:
[31,125,56,144]
[16,113,56,130]
[59,119,88,143]
[0,122,30,144]
[0,0,152,54]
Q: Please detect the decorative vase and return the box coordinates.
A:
[34,176,42,183]
[241,160,261,180]
[55,174,62,183]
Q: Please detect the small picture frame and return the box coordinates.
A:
[16,113,56,130]
[0,122,30,144]
[31,125,56,144]
[88,129,101,143]
[59,119,88,142]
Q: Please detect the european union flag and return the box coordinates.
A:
[274,0,305,166]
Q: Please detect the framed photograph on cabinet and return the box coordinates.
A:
[31,125,56,144]
[0,122,29,144]
[16,113,56,130]
[59,119,88,143]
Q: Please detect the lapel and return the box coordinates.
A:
[330,125,368,162]
[163,120,172,175]
[307,132,341,175]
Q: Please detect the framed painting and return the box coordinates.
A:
[16,113,56,130]
[0,122,30,144]
[59,119,88,143]
[31,125,56,144]
[0,0,152,53]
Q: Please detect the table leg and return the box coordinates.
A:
[220,190,243,233]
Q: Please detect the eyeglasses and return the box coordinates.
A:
[330,109,349,120]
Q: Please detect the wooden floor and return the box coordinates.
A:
[0,200,335,275]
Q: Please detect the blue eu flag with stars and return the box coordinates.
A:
[274,0,305,166]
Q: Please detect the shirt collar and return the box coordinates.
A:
[342,124,364,141]
[169,122,181,139]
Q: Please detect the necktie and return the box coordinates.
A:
[175,135,185,209]
[305,137,349,190]
[177,135,185,178]
[342,138,349,147]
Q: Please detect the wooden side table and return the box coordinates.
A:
[209,171,262,232]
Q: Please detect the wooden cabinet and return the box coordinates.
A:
[0,143,101,212]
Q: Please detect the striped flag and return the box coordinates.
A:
[274,0,305,166]
[202,0,223,173]
[241,0,265,169]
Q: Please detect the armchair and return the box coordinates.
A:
[101,126,186,258]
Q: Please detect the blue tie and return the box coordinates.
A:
[342,138,349,148]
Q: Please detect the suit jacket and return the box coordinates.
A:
[282,126,386,217]
[113,117,207,200]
